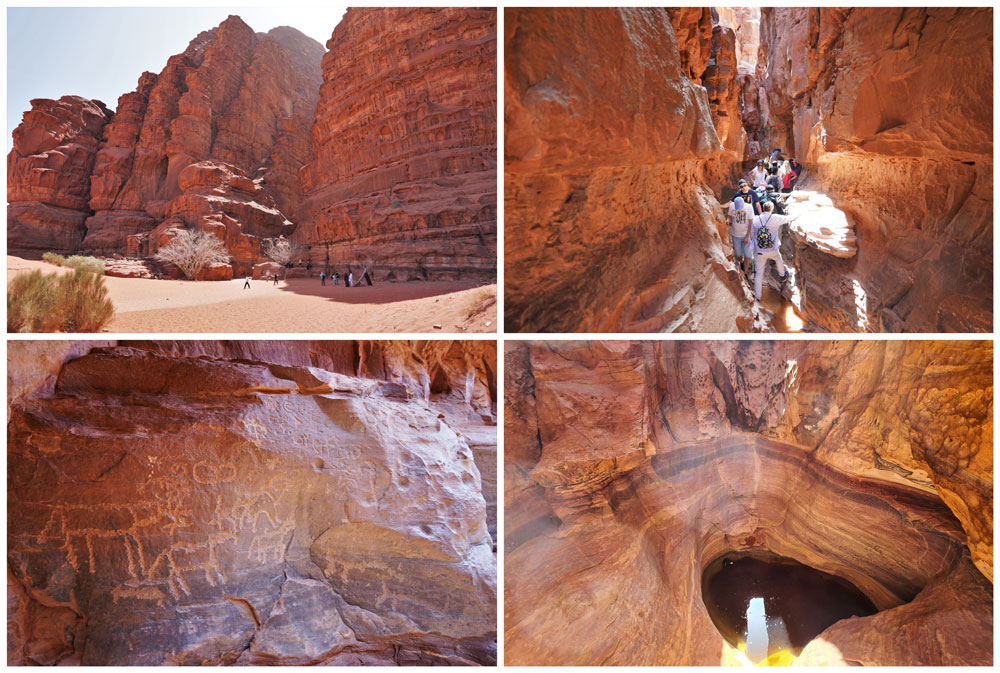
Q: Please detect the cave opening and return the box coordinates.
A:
[702,551,878,665]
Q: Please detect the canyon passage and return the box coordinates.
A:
[8,8,497,284]
[8,340,498,665]
[504,8,992,333]
[504,340,992,665]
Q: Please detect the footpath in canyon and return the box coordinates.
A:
[504,8,991,333]
[8,340,498,665]
[7,8,497,332]
[504,340,992,665]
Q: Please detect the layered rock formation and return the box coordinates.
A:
[760,8,993,332]
[505,8,752,332]
[8,16,323,277]
[298,7,497,281]
[505,340,992,665]
[8,340,496,665]
[7,96,112,253]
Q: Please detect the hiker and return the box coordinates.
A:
[273,272,278,286]
[766,166,782,193]
[729,178,762,216]
[243,275,251,290]
[750,159,768,189]
[725,195,752,275]
[781,162,794,193]
[320,270,326,285]
[347,271,354,287]
[332,271,338,286]
[770,147,782,164]
[789,158,803,190]
[764,185,788,215]
[747,201,798,302]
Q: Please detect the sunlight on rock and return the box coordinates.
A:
[796,638,849,665]
[852,279,869,330]
[784,190,857,258]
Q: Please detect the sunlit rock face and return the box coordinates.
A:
[760,7,992,332]
[298,7,497,281]
[505,7,754,333]
[504,340,992,665]
[8,340,497,665]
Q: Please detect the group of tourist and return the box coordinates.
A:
[722,150,803,303]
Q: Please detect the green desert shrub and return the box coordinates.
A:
[8,268,115,333]
[42,252,67,266]
[64,255,105,274]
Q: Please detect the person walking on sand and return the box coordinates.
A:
[273,272,279,286]
[348,271,354,288]
[320,270,326,286]
[243,275,251,290]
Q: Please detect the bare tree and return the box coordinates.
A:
[154,228,230,280]
[264,237,303,266]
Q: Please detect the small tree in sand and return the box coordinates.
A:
[154,228,230,280]
[264,237,303,266]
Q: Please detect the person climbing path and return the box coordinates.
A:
[723,194,752,275]
[728,179,762,216]
[243,275,251,290]
[746,201,799,302]
[750,159,768,189]
[789,158,803,190]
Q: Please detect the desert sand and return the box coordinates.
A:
[7,256,496,333]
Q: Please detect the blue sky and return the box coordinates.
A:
[7,6,347,151]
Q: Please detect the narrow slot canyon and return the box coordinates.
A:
[504,341,992,665]
[504,8,992,333]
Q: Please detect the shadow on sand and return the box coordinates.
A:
[275,277,487,305]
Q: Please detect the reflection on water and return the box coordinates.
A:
[703,552,876,665]
[759,286,805,332]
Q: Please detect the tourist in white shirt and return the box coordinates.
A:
[746,201,799,301]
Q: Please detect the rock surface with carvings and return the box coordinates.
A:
[505,340,992,665]
[8,340,497,665]
[298,7,497,281]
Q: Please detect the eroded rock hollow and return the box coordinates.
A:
[505,340,992,665]
[8,340,497,665]
[8,8,497,281]
[503,7,992,332]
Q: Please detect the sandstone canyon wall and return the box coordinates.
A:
[8,340,497,665]
[298,7,497,281]
[505,8,753,333]
[759,8,993,332]
[505,341,992,665]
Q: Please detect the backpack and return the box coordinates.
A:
[756,215,775,249]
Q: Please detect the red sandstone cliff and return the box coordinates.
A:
[298,7,497,281]
[505,8,752,332]
[7,97,112,253]
[7,16,323,277]
[8,340,497,665]
[759,7,992,332]
[505,340,992,665]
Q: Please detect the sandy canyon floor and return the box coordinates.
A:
[7,257,496,333]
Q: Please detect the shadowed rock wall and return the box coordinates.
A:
[8,340,497,665]
[504,8,752,333]
[505,340,992,665]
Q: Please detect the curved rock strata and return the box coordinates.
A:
[298,7,497,281]
[8,340,497,665]
[504,340,992,665]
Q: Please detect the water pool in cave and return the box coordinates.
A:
[702,551,877,665]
